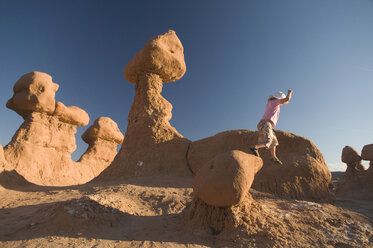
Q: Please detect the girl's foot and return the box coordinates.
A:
[271,157,283,165]
[250,147,260,157]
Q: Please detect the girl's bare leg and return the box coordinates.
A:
[270,146,276,158]
[254,144,267,149]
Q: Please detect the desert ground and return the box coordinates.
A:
[0,172,372,248]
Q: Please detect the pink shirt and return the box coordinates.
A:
[260,99,282,126]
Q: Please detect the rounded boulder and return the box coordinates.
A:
[193,150,263,207]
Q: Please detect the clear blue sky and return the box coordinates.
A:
[1,0,372,171]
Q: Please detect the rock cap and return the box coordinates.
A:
[124,30,186,83]
[193,150,263,207]
[341,146,361,164]
[53,102,89,126]
[6,71,59,117]
[361,144,373,161]
[82,117,124,144]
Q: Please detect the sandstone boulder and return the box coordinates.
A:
[188,129,332,202]
[193,150,262,207]
[361,144,373,161]
[341,146,361,164]
[53,102,89,126]
[124,30,186,83]
[96,31,192,180]
[6,71,59,118]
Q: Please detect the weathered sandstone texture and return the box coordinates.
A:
[187,196,259,235]
[98,30,192,179]
[188,130,332,202]
[337,145,373,194]
[341,146,362,164]
[54,101,89,126]
[341,145,365,171]
[6,71,59,117]
[193,150,262,207]
[4,72,123,186]
[361,144,373,161]
[0,145,5,171]
[124,30,186,83]
[79,117,124,176]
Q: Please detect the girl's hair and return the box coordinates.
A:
[268,97,277,101]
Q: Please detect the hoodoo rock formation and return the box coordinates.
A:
[3,71,123,186]
[341,146,365,170]
[99,30,192,178]
[361,144,373,164]
[79,117,124,176]
[336,144,373,194]
[188,130,332,202]
[361,144,373,190]
[193,150,263,207]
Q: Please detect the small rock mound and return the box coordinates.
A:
[193,150,262,207]
[188,129,332,202]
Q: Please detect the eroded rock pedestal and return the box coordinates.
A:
[3,71,123,186]
[337,144,373,193]
[99,30,192,179]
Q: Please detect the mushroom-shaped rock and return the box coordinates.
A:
[342,146,362,164]
[124,30,186,83]
[193,150,263,207]
[53,102,89,126]
[79,117,124,176]
[6,71,59,117]
[361,144,373,161]
[82,117,124,145]
[95,31,191,180]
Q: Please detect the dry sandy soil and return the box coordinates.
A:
[0,171,372,248]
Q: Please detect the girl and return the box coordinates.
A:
[250,90,293,165]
